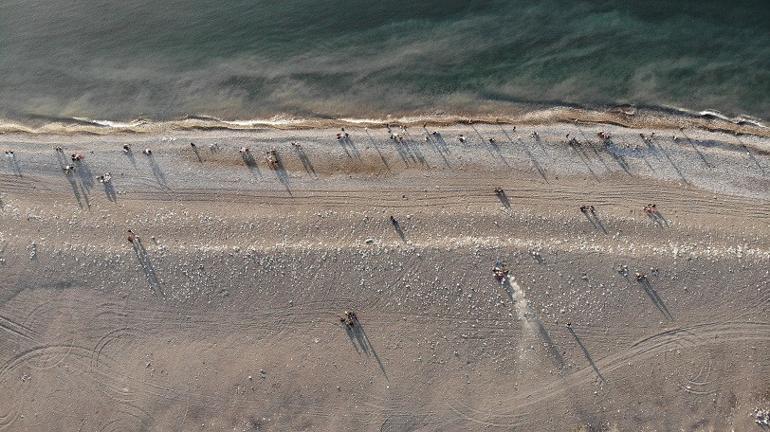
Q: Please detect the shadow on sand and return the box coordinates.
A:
[132,238,164,297]
[495,188,511,209]
[498,126,548,181]
[55,151,90,209]
[102,181,117,202]
[343,318,389,381]
[650,137,690,185]
[269,151,292,196]
[389,216,406,243]
[364,130,391,171]
[241,151,262,176]
[646,208,670,228]
[567,325,605,384]
[146,154,167,187]
[292,145,317,176]
[637,277,673,321]
[680,130,713,169]
[468,123,509,167]
[581,207,607,234]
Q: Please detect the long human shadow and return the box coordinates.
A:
[132,238,163,297]
[146,154,167,187]
[102,181,117,202]
[76,160,95,195]
[569,141,601,180]
[343,319,389,381]
[495,188,511,209]
[649,136,689,185]
[637,277,673,321]
[291,145,317,176]
[530,130,550,159]
[469,123,510,167]
[387,131,414,166]
[124,148,137,168]
[339,135,361,159]
[393,140,411,165]
[421,127,451,167]
[498,126,548,181]
[603,143,632,176]
[389,217,406,243]
[735,137,766,176]
[364,129,391,171]
[7,154,22,177]
[54,151,88,209]
[566,325,605,383]
[240,151,262,176]
[574,127,612,173]
[400,132,429,167]
[270,151,292,196]
[581,209,607,234]
[430,130,451,154]
[191,145,203,163]
[646,208,670,228]
[680,130,713,168]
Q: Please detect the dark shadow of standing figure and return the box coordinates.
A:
[102,179,117,202]
[566,324,605,383]
[340,311,388,380]
[636,274,673,321]
[291,143,316,176]
[146,153,167,187]
[54,150,89,209]
[240,149,261,176]
[494,187,511,209]
[130,233,164,297]
[267,149,292,196]
[579,205,607,234]
[389,215,406,243]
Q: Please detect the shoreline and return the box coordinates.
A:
[1,104,767,138]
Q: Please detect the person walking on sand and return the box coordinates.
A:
[123,144,131,154]
[127,229,137,244]
[142,148,152,156]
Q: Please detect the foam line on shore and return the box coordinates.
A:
[0,106,766,138]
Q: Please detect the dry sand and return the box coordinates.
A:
[0,122,768,431]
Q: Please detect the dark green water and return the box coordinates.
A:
[1,0,768,122]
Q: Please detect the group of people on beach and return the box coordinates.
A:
[336,128,350,141]
[492,262,509,283]
[643,203,659,216]
[339,310,358,327]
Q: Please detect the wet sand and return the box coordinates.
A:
[0,122,769,431]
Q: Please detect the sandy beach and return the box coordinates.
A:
[0,121,769,431]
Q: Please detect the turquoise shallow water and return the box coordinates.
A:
[0,0,768,122]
